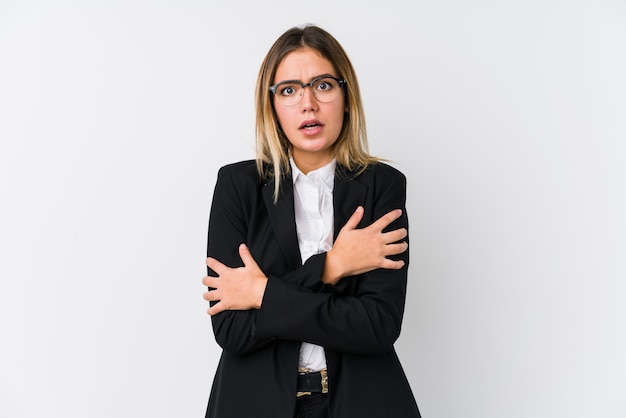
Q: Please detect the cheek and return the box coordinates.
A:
[331,104,347,131]
[274,107,295,130]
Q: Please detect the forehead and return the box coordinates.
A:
[274,47,337,82]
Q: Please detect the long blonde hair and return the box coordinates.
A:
[255,24,379,202]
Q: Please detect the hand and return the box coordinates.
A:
[202,243,268,316]
[322,206,408,285]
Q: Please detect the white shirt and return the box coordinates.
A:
[290,157,336,372]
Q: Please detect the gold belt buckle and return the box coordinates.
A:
[320,369,328,394]
[297,368,312,397]
[296,369,328,397]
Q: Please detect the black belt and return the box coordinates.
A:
[297,370,328,395]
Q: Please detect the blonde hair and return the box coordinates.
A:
[255,24,379,201]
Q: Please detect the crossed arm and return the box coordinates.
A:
[201,163,410,355]
[202,206,407,316]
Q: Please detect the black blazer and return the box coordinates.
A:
[205,160,420,418]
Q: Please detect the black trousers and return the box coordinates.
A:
[294,393,329,418]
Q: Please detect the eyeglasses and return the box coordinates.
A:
[269,75,346,107]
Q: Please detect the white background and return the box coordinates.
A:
[1,1,625,417]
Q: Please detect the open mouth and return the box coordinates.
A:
[299,119,323,131]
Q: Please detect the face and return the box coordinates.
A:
[272,47,346,173]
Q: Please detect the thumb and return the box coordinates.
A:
[238,243,257,267]
[341,206,364,231]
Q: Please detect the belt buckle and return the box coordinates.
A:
[296,369,328,397]
[320,369,328,394]
[297,368,312,397]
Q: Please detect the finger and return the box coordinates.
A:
[204,290,221,302]
[202,275,219,287]
[382,228,408,244]
[206,257,226,275]
[238,243,258,269]
[382,242,409,257]
[379,258,406,270]
[370,209,402,231]
[203,289,220,301]
[341,206,364,231]
[208,302,225,316]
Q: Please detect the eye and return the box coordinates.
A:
[278,83,299,97]
[315,80,334,92]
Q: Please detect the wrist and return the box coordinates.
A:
[254,276,268,309]
[322,250,343,285]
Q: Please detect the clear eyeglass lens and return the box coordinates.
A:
[276,78,342,106]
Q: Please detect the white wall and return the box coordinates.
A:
[1,1,624,417]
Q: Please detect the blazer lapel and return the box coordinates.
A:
[262,175,303,270]
[262,166,368,270]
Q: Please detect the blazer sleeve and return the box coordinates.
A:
[207,164,333,355]
[254,169,411,356]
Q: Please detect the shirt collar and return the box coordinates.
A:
[290,157,336,191]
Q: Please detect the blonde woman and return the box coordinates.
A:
[202,24,420,418]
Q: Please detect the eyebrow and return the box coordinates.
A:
[273,73,337,85]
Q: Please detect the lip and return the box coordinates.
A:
[299,119,323,129]
[298,119,324,136]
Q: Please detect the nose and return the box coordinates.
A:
[299,85,318,111]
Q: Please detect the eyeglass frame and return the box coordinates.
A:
[269,75,347,106]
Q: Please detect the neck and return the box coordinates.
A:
[291,152,334,175]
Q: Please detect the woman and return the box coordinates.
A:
[202,24,421,418]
